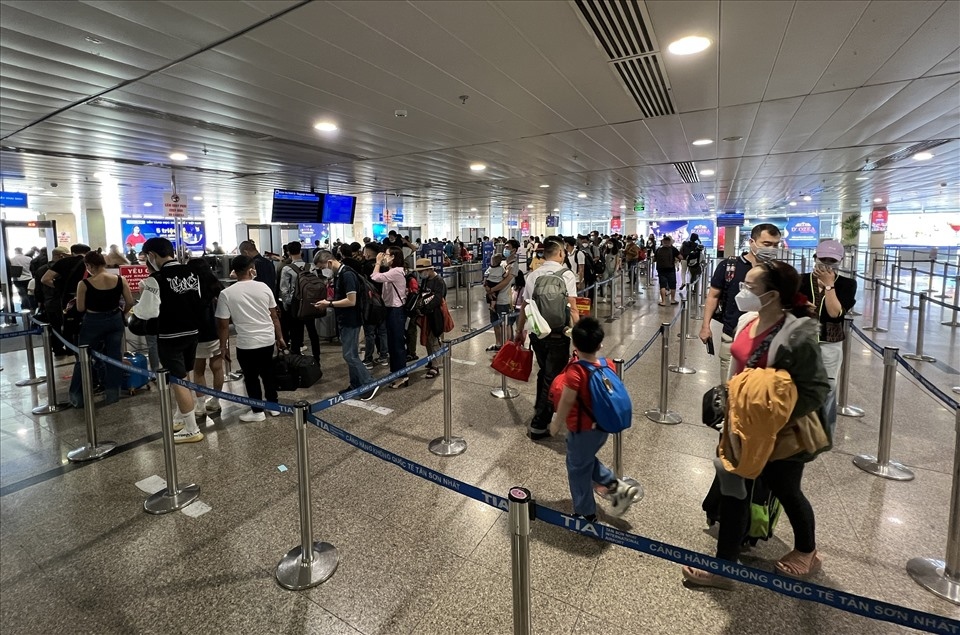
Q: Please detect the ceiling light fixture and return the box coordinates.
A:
[527,204,534,209]
[803,195,812,202]
[539,184,550,188]
[722,136,743,142]
[913,151,934,161]
[620,205,626,209]
[553,208,560,212]
[470,207,477,212]
[706,195,715,200]
[143,202,153,207]
[667,36,711,56]
[578,192,587,198]
[469,163,486,172]
[314,121,338,132]
[85,35,102,44]
[169,152,188,161]
[699,169,715,176]
[874,197,883,203]
[691,138,713,146]
[93,171,111,180]
[789,201,798,206]
[193,196,203,201]
[855,176,868,181]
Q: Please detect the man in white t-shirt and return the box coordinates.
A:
[216,255,286,422]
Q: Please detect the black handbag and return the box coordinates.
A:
[127,314,159,336]
[701,385,726,430]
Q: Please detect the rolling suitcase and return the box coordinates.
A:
[123,351,151,393]
[316,311,338,342]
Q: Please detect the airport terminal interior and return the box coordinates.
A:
[0,1,959,633]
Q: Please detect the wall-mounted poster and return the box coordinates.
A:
[783,216,821,248]
[121,218,205,251]
[297,223,331,245]
[685,218,716,249]
[870,208,888,233]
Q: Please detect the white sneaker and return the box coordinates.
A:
[172,415,185,433]
[267,410,281,417]
[174,428,204,444]
[205,398,221,413]
[239,410,266,422]
[607,479,639,517]
[194,403,205,417]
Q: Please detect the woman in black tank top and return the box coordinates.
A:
[68,251,135,408]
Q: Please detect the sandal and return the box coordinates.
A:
[775,550,822,578]
[424,367,440,378]
[681,566,733,589]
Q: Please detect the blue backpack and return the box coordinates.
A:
[576,359,633,433]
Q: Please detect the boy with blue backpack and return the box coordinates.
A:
[548,317,639,521]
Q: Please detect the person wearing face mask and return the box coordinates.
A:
[797,239,857,431]
[699,223,782,384]
[683,260,830,589]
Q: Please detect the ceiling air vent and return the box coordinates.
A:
[674,162,699,184]
[860,139,950,171]
[574,0,676,118]
[692,193,705,201]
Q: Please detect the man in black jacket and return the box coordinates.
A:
[413,258,446,379]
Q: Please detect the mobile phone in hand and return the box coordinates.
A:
[706,337,715,355]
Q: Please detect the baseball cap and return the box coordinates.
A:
[52,246,70,256]
[815,239,844,262]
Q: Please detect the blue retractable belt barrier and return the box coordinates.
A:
[0,327,42,340]
[168,374,295,414]
[443,321,498,347]
[88,348,156,379]
[51,328,80,354]
[623,327,662,371]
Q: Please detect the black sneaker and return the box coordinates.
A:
[528,424,550,441]
[339,387,353,395]
[359,385,380,401]
[363,360,374,370]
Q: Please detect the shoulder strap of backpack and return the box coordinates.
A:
[573,359,606,430]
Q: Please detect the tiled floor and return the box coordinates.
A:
[1,276,958,634]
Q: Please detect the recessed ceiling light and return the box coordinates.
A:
[193,196,203,201]
[539,184,550,188]
[692,139,713,146]
[578,192,587,198]
[699,169,715,176]
[913,151,934,161]
[93,171,111,180]
[553,208,560,212]
[84,35,102,44]
[469,163,486,172]
[620,205,626,209]
[803,195,812,202]
[470,207,477,212]
[527,204,534,208]
[722,136,743,142]
[314,121,338,132]
[169,152,188,161]
[706,195,715,200]
[789,201,798,206]
[667,36,711,56]
[855,176,868,181]
[143,202,153,207]
[874,197,883,203]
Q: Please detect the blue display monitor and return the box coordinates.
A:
[272,189,321,223]
[320,194,357,224]
[716,213,745,227]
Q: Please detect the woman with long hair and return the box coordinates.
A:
[370,247,409,389]
[68,251,134,407]
[683,260,830,588]
[187,258,225,416]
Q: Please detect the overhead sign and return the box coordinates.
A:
[520,220,530,235]
[393,210,404,223]
[634,200,644,212]
[871,207,888,233]
[122,218,204,251]
[119,265,151,292]
[610,218,622,233]
[545,215,559,228]
[0,191,28,208]
[163,192,188,217]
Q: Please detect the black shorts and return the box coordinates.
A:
[158,335,198,379]
[657,268,677,290]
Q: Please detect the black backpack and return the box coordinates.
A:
[292,265,327,320]
[686,244,704,267]
[342,267,387,326]
[577,249,598,284]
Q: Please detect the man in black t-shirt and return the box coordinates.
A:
[41,243,91,310]
[653,236,681,306]
[238,240,277,294]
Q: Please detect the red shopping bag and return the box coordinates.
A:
[491,341,533,382]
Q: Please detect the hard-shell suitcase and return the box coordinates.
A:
[316,311,338,342]
[123,351,150,393]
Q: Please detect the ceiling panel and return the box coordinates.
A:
[769,90,854,154]
[645,0,719,112]
[717,0,792,107]
[867,0,959,85]
[798,82,909,151]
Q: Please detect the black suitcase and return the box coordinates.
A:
[274,353,323,390]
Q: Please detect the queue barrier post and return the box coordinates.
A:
[452,264,463,309]
[862,278,888,333]
[942,277,960,328]
[852,347,914,481]
[644,322,682,424]
[608,279,616,320]
[31,322,71,415]
[669,299,696,375]
[591,280,598,315]
[429,348,467,456]
[508,487,533,635]
[461,265,476,334]
[903,293,936,363]
[935,262,950,299]
[883,261,899,302]
[906,406,960,605]
[837,318,864,418]
[691,279,704,322]
[616,269,626,311]
[143,369,201,514]
[276,401,340,590]
[612,359,643,502]
[66,345,116,462]
[15,314,45,387]
[491,313,519,399]
[903,268,920,310]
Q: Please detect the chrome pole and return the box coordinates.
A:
[608,279,616,320]
[461,265,476,333]
[852,347,914,481]
[617,269,625,310]
[669,299,696,374]
[492,313,519,399]
[276,401,340,590]
[863,278,888,333]
[943,276,960,327]
[903,267,920,310]
[612,359,643,502]
[837,318,864,418]
[66,345,116,462]
[452,264,463,309]
[15,314,45,386]
[644,322,682,424]
[508,487,533,635]
[144,369,201,513]
[31,322,70,415]
[883,261,899,301]
[430,348,466,455]
[903,293,935,362]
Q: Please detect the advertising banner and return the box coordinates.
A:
[649,220,688,243]
[870,208,888,233]
[297,223,330,245]
[686,218,715,249]
[783,216,820,248]
[482,241,495,270]
[119,265,151,292]
[421,242,445,274]
[121,218,205,252]
[546,215,559,228]
[520,220,530,235]
[372,223,388,242]
[610,218,622,233]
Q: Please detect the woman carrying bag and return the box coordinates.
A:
[68,251,135,408]
[370,247,409,389]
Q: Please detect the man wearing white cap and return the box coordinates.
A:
[798,238,857,432]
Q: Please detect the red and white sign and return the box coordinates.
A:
[119,265,151,292]
[520,220,530,234]
[164,192,188,217]
[870,207,888,233]
[611,217,622,233]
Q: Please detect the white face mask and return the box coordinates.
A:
[146,255,158,271]
[321,268,333,278]
[752,245,784,263]
[735,288,772,313]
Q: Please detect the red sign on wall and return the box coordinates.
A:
[611,218,622,233]
[119,265,151,292]
[520,220,530,234]
[870,207,888,233]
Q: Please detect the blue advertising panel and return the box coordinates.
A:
[0,191,28,208]
[545,215,559,228]
[481,240,495,271]
[372,223,389,242]
[421,241,445,274]
[686,218,716,249]
[650,220,688,242]
[783,216,820,248]
[297,223,330,245]
[121,218,205,251]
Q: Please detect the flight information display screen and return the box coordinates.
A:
[321,194,357,224]
[272,190,321,223]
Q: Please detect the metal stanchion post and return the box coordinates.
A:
[800,254,807,275]
[608,280,616,320]
[611,359,643,502]
[508,487,533,635]
[492,313,519,399]
[906,406,960,605]
[143,369,201,513]
[461,265,476,333]
[669,299,696,374]
[644,323,682,424]
[837,318,864,418]
[903,267,920,310]
[852,347,914,481]
[617,269,625,310]
[883,261,899,301]
[863,278,888,333]
[936,262,950,299]
[452,265,463,309]
[430,349,467,455]
[591,281,598,314]
[864,252,875,290]
[31,323,70,415]
[943,277,960,327]
[15,316,45,386]
[277,401,340,590]
[691,279,703,321]
[66,346,116,462]
[903,293,936,362]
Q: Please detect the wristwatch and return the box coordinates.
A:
[823,285,834,292]
[328,300,334,308]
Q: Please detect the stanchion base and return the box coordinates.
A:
[15,376,46,386]
[852,455,915,481]
[621,477,644,503]
[903,305,920,311]
[862,326,889,333]
[906,557,960,606]
[31,402,71,415]
[848,310,862,316]
[839,405,865,418]
[668,365,697,375]
[952,387,960,395]
[459,327,477,334]
[490,387,519,399]
[67,441,117,463]
[429,436,467,456]
[942,321,960,327]
[903,354,936,362]
[276,542,340,591]
[143,483,200,514]
[644,408,682,425]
